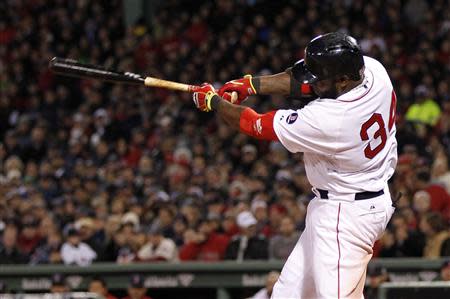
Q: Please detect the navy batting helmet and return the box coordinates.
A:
[292,32,364,84]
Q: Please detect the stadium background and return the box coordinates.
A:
[0,0,449,298]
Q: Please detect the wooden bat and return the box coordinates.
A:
[49,57,198,92]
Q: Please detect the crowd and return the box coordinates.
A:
[0,0,449,271]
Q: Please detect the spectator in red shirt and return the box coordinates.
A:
[221,210,239,238]
[122,274,153,299]
[415,170,450,218]
[17,216,42,255]
[179,218,229,261]
[88,277,118,299]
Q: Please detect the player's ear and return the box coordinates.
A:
[337,75,350,83]
[335,75,349,88]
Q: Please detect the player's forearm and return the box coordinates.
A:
[212,96,245,130]
[253,72,291,95]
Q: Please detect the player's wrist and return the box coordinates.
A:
[210,94,222,110]
[244,75,259,94]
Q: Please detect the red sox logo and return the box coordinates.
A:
[286,113,298,124]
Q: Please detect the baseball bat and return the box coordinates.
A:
[49,57,198,92]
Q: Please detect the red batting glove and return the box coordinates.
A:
[192,83,217,112]
[218,75,257,105]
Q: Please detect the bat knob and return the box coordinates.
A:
[49,57,58,69]
[230,91,238,104]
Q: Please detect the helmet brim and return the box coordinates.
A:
[292,59,319,84]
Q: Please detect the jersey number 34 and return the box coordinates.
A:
[360,91,397,159]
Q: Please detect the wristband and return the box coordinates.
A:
[250,76,260,94]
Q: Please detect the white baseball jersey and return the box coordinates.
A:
[273,56,398,198]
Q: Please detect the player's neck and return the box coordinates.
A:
[337,75,365,97]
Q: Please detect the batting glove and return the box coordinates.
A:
[218,75,257,104]
[192,83,217,112]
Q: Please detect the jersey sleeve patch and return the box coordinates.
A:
[286,112,298,124]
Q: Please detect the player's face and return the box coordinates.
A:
[311,78,338,99]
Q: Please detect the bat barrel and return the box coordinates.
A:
[49,57,144,84]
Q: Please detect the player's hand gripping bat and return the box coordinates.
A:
[49,57,198,92]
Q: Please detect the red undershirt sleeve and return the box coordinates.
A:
[239,107,279,141]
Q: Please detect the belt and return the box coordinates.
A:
[316,189,384,200]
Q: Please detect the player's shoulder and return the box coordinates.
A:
[363,55,383,68]
[363,56,389,75]
[363,55,392,89]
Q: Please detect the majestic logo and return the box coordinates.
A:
[253,118,262,135]
[286,113,298,124]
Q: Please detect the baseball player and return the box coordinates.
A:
[192,32,397,298]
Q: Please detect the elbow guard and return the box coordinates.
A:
[285,66,317,102]
[239,108,278,141]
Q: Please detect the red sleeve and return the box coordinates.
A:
[179,242,201,261]
[239,108,279,141]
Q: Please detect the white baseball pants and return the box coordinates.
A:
[271,188,394,299]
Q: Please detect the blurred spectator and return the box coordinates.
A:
[123,274,153,299]
[60,227,97,266]
[29,230,62,265]
[172,215,188,246]
[269,216,299,260]
[405,85,441,126]
[108,212,148,264]
[412,190,433,221]
[248,271,280,299]
[435,260,450,281]
[179,218,229,261]
[150,206,176,239]
[365,265,389,299]
[267,204,287,236]
[419,212,449,258]
[75,217,107,260]
[88,276,118,299]
[137,227,177,262]
[224,211,268,261]
[251,199,270,237]
[0,224,28,264]
[17,215,42,255]
[50,273,69,294]
[221,210,240,238]
[379,213,424,257]
[414,170,450,218]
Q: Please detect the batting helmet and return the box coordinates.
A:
[292,32,364,84]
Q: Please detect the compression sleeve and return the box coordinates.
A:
[239,107,278,141]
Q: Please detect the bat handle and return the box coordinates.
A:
[144,76,198,92]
